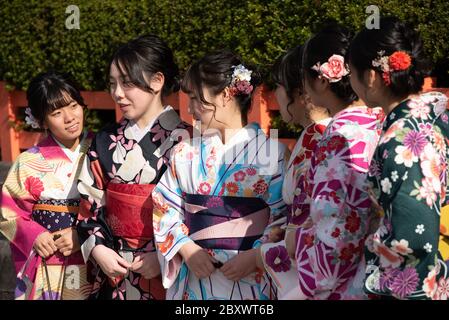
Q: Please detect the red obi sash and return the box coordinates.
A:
[105,183,155,247]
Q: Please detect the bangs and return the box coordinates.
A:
[180,63,198,95]
[45,89,77,113]
[181,63,217,109]
[111,49,152,92]
[181,63,204,100]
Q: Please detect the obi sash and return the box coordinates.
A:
[184,194,270,251]
[31,199,83,266]
[105,183,155,245]
[32,199,79,233]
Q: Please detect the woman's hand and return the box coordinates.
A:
[255,247,265,270]
[220,249,257,281]
[33,231,57,258]
[53,227,80,257]
[179,242,217,279]
[91,245,131,278]
[130,252,161,279]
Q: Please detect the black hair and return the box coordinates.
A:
[181,50,262,124]
[303,24,357,104]
[110,34,180,97]
[272,45,304,118]
[26,71,86,126]
[348,17,430,98]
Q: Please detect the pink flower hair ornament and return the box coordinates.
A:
[311,54,350,83]
[228,64,254,96]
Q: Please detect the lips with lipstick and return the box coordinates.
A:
[118,103,131,112]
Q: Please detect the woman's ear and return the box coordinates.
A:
[149,72,165,93]
[365,69,378,89]
[314,76,329,93]
[222,87,233,105]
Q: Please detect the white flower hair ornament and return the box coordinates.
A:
[228,64,254,96]
[311,54,350,83]
[25,107,40,129]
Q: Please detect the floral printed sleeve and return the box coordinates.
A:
[0,153,46,259]
[295,124,376,300]
[77,136,115,262]
[252,143,288,248]
[152,149,192,288]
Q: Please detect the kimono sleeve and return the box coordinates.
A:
[379,130,443,270]
[152,155,192,289]
[253,141,288,248]
[76,139,114,262]
[0,154,46,263]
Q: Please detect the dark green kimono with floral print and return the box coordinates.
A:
[365,92,449,300]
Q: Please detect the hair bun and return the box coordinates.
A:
[249,68,262,88]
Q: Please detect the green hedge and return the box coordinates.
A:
[1,1,448,135]
[1,0,448,91]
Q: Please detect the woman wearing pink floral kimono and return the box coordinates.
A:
[285,25,384,300]
[0,71,93,299]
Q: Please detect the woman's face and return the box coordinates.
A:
[44,93,84,147]
[188,86,226,132]
[109,62,157,122]
[275,85,310,127]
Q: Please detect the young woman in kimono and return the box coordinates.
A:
[0,71,93,299]
[348,17,449,300]
[152,50,288,300]
[255,45,331,299]
[76,35,192,300]
[285,25,385,300]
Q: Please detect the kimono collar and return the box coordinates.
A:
[126,105,181,142]
[314,117,332,132]
[333,104,369,119]
[38,131,93,163]
[205,122,262,147]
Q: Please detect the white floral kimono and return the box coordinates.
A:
[152,122,288,300]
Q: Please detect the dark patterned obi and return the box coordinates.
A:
[32,199,79,232]
[184,194,270,251]
[105,183,155,248]
[32,199,82,265]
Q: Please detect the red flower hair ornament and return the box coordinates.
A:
[372,50,412,86]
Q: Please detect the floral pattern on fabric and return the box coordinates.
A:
[77,106,192,300]
[294,106,384,300]
[152,123,287,300]
[364,95,449,300]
